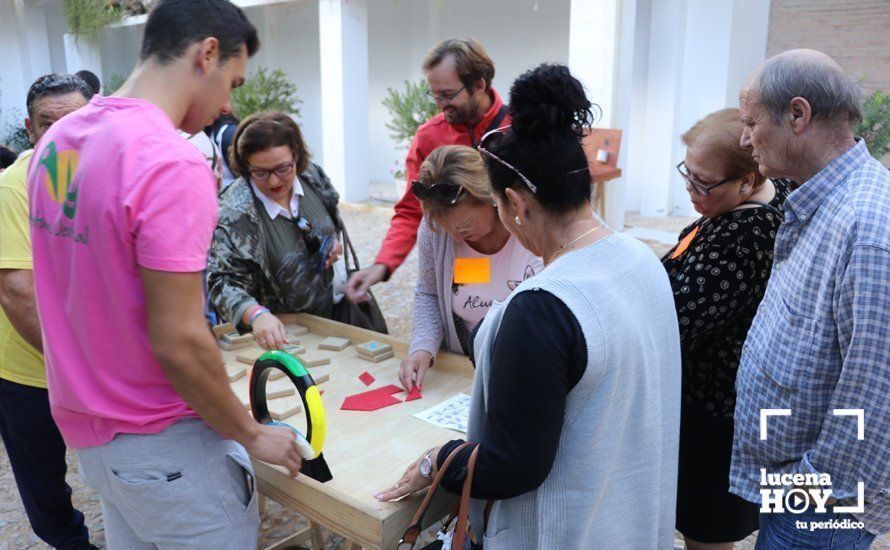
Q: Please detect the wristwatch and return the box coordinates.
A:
[420,450,434,479]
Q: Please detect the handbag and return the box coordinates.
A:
[330,217,389,334]
[398,443,488,550]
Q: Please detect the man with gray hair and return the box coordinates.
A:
[730,49,889,548]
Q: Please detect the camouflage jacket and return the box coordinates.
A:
[207,163,341,330]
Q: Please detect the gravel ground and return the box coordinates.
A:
[1,201,886,549]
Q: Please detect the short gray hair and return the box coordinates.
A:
[755,56,862,128]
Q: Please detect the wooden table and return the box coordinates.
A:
[222,313,474,549]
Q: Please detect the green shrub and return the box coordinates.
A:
[1,109,32,154]
[859,90,890,162]
[63,0,124,43]
[382,79,438,148]
[231,67,302,119]
[102,73,127,96]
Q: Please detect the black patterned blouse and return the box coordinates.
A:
[661,179,790,417]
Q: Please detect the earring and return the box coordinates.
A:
[514,216,522,226]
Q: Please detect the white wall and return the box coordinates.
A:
[623,0,771,217]
[367,0,572,185]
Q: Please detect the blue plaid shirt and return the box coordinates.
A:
[730,140,890,535]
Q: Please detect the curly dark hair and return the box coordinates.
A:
[484,64,596,214]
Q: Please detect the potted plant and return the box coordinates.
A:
[382,79,437,194]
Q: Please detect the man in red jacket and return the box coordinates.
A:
[346,38,509,302]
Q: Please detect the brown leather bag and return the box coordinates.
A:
[397,443,486,550]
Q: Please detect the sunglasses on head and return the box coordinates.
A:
[477,127,539,194]
[410,180,465,205]
[478,127,591,194]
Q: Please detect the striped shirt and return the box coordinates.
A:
[730,139,890,535]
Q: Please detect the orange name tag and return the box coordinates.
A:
[453,258,491,284]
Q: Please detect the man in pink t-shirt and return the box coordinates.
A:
[27,1,302,546]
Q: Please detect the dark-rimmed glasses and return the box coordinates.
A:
[410,180,465,205]
[425,86,466,103]
[676,161,736,196]
[249,161,295,182]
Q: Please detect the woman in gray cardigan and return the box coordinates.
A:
[399,145,542,392]
[377,65,681,549]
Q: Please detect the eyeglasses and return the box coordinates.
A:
[676,161,736,196]
[410,180,465,205]
[425,86,466,103]
[249,161,295,182]
[294,216,321,254]
[477,127,539,194]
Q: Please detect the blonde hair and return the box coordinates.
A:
[418,145,492,226]
[682,108,766,188]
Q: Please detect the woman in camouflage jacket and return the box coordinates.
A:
[207,111,343,350]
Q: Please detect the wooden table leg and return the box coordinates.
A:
[309,521,325,549]
[263,525,312,550]
[345,542,362,550]
[258,493,267,516]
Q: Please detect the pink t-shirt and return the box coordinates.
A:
[27,96,217,448]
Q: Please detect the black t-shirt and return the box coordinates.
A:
[436,289,587,499]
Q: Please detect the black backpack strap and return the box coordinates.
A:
[470,105,509,147]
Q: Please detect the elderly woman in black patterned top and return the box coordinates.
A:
[661,108,789,550]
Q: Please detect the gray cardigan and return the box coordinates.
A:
[408,219,466,357]
[468,233,682,549]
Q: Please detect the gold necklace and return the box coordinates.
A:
[550,224,601,264]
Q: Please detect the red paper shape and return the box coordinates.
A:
[341,384,403,411]
[405,387,423,401]
[358,371,375,386]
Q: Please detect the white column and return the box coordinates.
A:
[63,34,103,82]
[637,0,686,217]
[0,0,54,130]
[568,0,624,229]
[319,0,369,202]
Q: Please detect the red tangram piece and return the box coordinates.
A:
[405,387,422,401]
[341,384,403,411]
[358,371,375,386]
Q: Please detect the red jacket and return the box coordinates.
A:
[374,88,510,276]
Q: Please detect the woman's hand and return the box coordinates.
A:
[252,313,288,350]
[324,238,344,269]
[399,351,433,392]
[374,448,439,501]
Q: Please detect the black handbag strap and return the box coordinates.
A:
[738,199,783,220]
[469,105,509,147]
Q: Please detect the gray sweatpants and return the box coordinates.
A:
[77,418,259,549]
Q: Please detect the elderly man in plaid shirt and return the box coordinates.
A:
[731,49,889,549]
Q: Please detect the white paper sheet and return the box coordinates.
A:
[413,393,471,434]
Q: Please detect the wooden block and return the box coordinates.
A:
[318,336,350,351]
[313,372,330,385]
[356,340,392,357]
[269,399,302,421]
[267,386,296,399]
[285,324,309,337]
[240,396,252,410]
[300,353,330,368]
[282,344,306,357]
[212,322,236,339]
[359,350,395,364]
[226,364,246,382]
[268,369,286,381]
[219,339,251,351]
[223,331,254,345]
[236,348,265,365]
